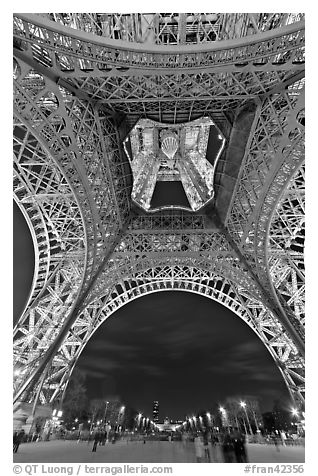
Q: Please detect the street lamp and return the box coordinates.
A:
[291,408,300,435]
[104,401,109,424]
[240,401,252,435]
[219,407,229,428]
[206,412,212,428]
[192,416,197,429]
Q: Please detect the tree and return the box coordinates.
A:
[272,399,291,431]
[224,398,242,430]
[123,406,138,431]
[89,398,106,425]
[262,412,276,433]
[62,369,88,428]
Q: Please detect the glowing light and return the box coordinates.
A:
[126,117,222,213]
[291,408,299,416]
[240,401,246,408]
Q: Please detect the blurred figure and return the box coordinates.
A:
[13,431,18,453]
[13,429,25,453]
[203,430,210,462]
[280,431,287,446]
[210,434,219,463]
[194,434,204,462]
[92,429,101,452]
[100,429,107,445]
[222,430,235,463]
[271,432,280,452]
[232,427,248,463]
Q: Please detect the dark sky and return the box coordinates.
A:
[13,203,291,420]
[151,181,190,209]
[13,201,34,323]
[76,292,290,420]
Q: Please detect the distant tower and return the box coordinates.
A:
[153,401,159,423]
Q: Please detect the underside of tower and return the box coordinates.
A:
[13,13,305,422]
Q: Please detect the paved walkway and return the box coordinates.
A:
[13,440,305,463]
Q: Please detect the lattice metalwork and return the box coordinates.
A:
[13,13,305,411]
[37,266,304,406]
[268,164,305,327]
[225,83,305,345]
[39,13,304,44]
[13,118,86,393]
[13,14,304,125]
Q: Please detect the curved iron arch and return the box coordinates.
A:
[47,267,304,408]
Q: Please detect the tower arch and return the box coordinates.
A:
[13,13,305,421]
[45,265,304,409]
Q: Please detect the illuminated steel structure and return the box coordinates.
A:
[13,13,305,418]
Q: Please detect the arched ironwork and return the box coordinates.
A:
[13,13,305,413]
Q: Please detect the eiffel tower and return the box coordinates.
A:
[13,13,305,427]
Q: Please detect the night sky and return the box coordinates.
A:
[76,291,290,419]
[13,201,34,324]
[13,203,291,420]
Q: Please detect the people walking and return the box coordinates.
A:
[92,429,101,452]
[232,427,248,462]
[210,434,219,462]
[194,434,204,462]
[101,429,107,446]
[203,430,211,462]
[13,431,18,453]
[271,432,280,452]
[221,430,235,463]
[13,429,25,453]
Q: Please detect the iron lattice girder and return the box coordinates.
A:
[87,236,262,305]
[38,13,304,44]
[69,70,301,107]
[224,87,305,343]
[13,120,86,321]
[13,48,305,123]
[267,164,305,327]
[13,14,304,73]
[13,63,131,288]
[13,15,304,120]
[13,61,131,402]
